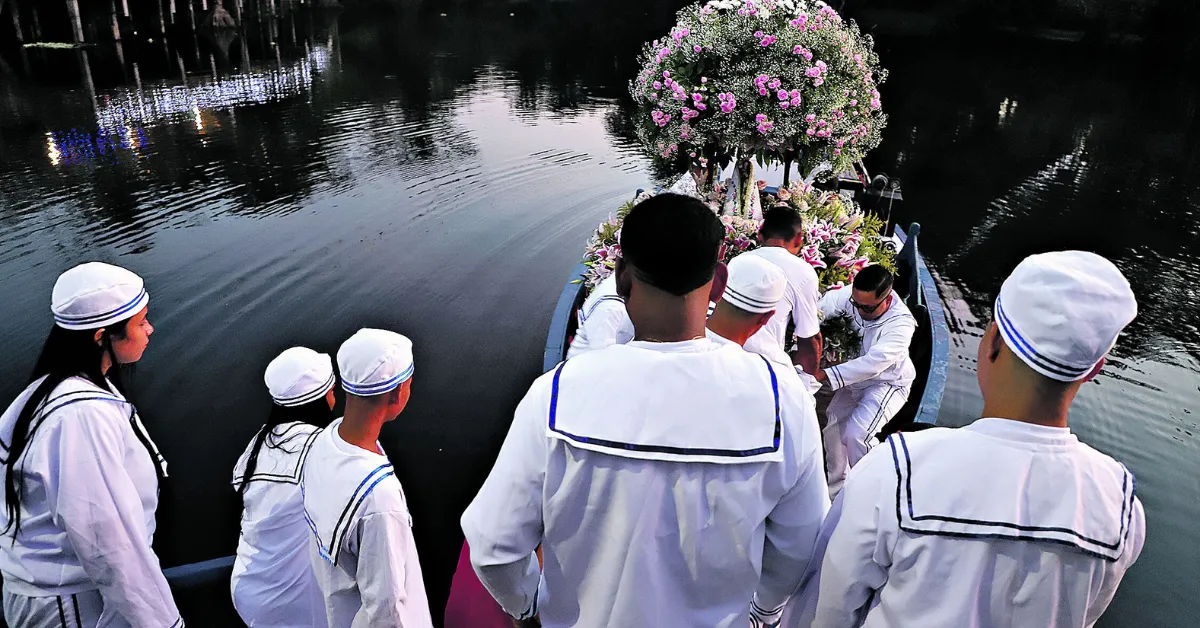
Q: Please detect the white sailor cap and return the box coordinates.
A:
[337,329,415,397]
[995,251,1137,382]
[722,254,786,314]
[265,347,336,407]
[52,262,150,331]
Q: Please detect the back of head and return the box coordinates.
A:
[620,193,723,296]
[338,329,415,417]
[759,205,805,243]
[995,251,1136,384]
[722,254,786,318]
[852,264,893,298]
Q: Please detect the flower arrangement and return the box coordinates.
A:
[819,311,861,366]
[630,0,888,210]
[580,181,894,292]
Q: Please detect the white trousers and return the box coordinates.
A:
[2,586,119,628]
[823,382,908,498]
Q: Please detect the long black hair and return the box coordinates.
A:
[238,396,335,499]
[3,321,130,538]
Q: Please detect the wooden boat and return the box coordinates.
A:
[543,185,950,431]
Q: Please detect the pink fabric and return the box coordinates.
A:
[444,540,513,628]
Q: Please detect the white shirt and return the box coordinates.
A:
[743,247,822,353]
[462,339,830,628]
[0,376,181,627]
[566,275,633,359]
[802,419,1145,628]
[301,419,433,628]
[231,422,328,628]
[818,286,917,391]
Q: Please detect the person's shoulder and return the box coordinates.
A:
[359,473,410,517]
[40,378,130,430]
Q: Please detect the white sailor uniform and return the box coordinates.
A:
[0,377,180,628]
[301,421,432,628]
[462,339,830,628]
[742,247,822,350]
[231,422,327,628]
[818,286,916,496]
[801,421,1145,628]
[566,274,633,359]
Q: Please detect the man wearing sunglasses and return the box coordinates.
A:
[815,264,916,497]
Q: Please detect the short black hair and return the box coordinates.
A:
[759,205,805,242]
[620,193,723,296]
[853,264,893,298]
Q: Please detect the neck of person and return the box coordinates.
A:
[628,282,710,343]
[339,401,388,454]
[706,308,754,347]
[981,375,1073,429]
[761,237,796,254]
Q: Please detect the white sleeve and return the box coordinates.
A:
[827,317,916,391]
[790,273,821,340]
[353,511,422,627]
[585,302,635,349]
[754,387,832,614]
[1085,496,1146,627]
[49,406,182,628]
[460,375,550,619]
[818,287,849,321]
[812,445,896,628]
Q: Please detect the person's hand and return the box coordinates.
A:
[815,368,828,383]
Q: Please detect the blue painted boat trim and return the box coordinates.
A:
[542,262,589,373]
[895,224,949,425]
[163,555,235,588]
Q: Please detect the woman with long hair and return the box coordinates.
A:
[230,347,335,628]
[0,262,181,627]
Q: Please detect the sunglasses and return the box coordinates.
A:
[851,296,887,314]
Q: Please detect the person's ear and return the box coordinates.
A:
[1081,356,1107,383]
[986,321,1003,364]
[757,310,775,327]
[708,262,728,304]
[92,328,106,347]
[615,258,632,300]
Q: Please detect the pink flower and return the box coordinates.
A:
[755,114,768,123]
[769,78,781,89]
[805,67,821,78]
[780,102,789,109]
[759,88,769,96]
[653,81,662,90]
[777,89,789,101]
[694,45,702,52]
[754,31,764,38]
[794,45,804,55]
[757,180,768,190]
[701,77,708,84]
[805,114,816,122]
[696,103,707,111]
[663,71,670,78]
[760,36,776,47]
[806,128,815,136]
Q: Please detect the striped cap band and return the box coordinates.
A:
[722,285,778,314]
[54,289,149,330]
[273,371,337,407]
[342,362,414,397]
[995,296,1093,381]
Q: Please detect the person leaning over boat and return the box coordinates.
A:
[0,262,182,627]
[461,193,830,628]
[743,205,823,385]
[815,264,915,497]
[301,329,433,628]
[230,347,336,628]
[799,251,1146,628]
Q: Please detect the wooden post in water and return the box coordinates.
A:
[186,0,195,31]
[121,0,130,18]
[168,0,176,25]
[156,0,166,32]
[66,0,85,44]
[30,4,41,40]
[200,0,208,12]
[108,0,121,41]
[8,0,24,45]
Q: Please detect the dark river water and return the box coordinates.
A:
[1,3,1197,627]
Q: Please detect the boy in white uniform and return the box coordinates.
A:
[803,251,1146,628]
[462,193,829,628]
[301,329,433,628]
